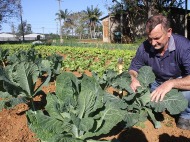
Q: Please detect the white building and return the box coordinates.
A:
[22,34,45,41]
[0,33,17,41]
[0,33,45,41]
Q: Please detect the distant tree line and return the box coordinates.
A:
[0,0,187,40]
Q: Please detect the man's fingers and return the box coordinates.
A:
[151,90,157,101]
[151,90,166,102]
[155,94,161,103]
[160,94,165,102]
[151,90,162,102]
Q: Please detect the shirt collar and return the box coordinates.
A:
[150,34,176,53]
[168,34,175,52]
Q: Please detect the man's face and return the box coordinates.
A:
[147,24,172,50]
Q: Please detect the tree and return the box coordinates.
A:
[66,12,80,37]
[111,0,185,41]
[14,0,25,41]
[83,6,93,38]
[25,24,32,34]
[84,5,102,39]
[11,23,16,40]
[55,6,71,41]
[62,21,70,38]
[95,23,103,38]
[75,12,88,39]
[91,6,103,38]
[0,0,20,30]
[16,21,32,36]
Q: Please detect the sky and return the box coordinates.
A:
[1,0,113,34]
[1,0,189,34]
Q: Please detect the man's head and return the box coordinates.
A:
[146,15,172,51]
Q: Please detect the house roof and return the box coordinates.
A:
[100,15,109,20]
[0,33,16,37]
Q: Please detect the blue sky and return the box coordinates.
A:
[1,0,113,34]
[1,0,189,34]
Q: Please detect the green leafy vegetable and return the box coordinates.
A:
[27,72,125,141]
[0,48,9,67]
[99,66,188,129]
[0,61,51,111]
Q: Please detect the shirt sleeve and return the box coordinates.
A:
[128,43,147,72]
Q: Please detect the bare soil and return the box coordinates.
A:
[0,70,190,142]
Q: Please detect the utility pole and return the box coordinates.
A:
[56,0,64,43]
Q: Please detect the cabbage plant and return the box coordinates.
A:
[0,48,9,67]
[26,72,124,142]
[98,66,188,129]
[0,61,51,111]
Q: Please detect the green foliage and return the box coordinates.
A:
[51,42,138,50]
[0,48,9,67]
[96,66,188,129]
[0,45,136,75]
[7,47,38,64]
[46,54,64,77]
[0,61,51,111]
[26,72,125,141]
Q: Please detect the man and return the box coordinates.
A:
[128,14,190,130]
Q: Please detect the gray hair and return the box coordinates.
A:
[146,15,171,34]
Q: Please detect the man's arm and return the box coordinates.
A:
[151,75,190,102]
[128,70,141,92]
[172,75,190,90]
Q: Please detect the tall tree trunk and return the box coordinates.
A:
[90,24,92,38]
[93,22,96,38]
[17,0,24,41]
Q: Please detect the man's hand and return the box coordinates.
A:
[151,80,174,103]
[130,77,141,92]
[128,70,141,92]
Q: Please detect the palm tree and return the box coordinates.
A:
[55,8,71,41]
[84,6,93,38]
[91,7,102,38]
[84,5,102,39]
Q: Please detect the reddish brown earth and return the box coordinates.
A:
[0,70,190,142]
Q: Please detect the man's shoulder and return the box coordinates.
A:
[172,33,190,53]
[172,33,190,44]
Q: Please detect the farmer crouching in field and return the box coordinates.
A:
[128,14,190,130]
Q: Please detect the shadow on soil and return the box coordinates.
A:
[159,134,190,142]
[88,123,148,142]
[90,111,190,142]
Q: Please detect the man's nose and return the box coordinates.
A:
[151,39,157,46]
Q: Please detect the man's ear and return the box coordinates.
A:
[167,28,172,37]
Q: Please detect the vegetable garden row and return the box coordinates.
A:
[0,44,188,142]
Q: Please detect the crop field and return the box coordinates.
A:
[0,44,190,142]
